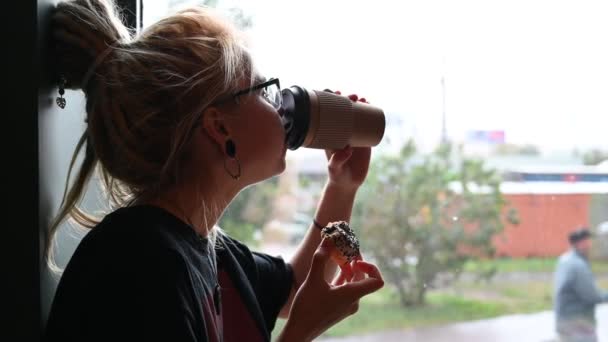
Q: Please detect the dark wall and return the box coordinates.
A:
[5,1,40,340]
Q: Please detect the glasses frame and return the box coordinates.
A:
[214,78,282,109]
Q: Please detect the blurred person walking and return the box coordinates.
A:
[553,227,608,342]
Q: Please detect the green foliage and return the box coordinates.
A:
[464,257,608,274]
[582,149,608,165]
[226,7,253,30]
[271,261,608,339]
[220,177,278,245]
[319,291,507,337]
[197,0,253,30]
[353,140,519,307]
[272,287,509,339]
[219,218,258,245]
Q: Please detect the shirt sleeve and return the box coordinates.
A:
[251,251,294,330]
[45,243,207,342]
[571,261,605,306]
[220,235,294,333]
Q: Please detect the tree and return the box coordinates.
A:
[191,0,253,30]
[582,149,608,165]
[220,177,278,245]
[353,141,519,307]
[226,7,253,30]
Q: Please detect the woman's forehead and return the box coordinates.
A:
[237,74,265,88]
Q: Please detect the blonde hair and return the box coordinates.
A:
[48,0,253,272]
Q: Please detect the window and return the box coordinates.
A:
[143,1,608,340]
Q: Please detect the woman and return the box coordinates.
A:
[44,1,384,341]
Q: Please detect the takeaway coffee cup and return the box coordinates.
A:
[280,86,386,150]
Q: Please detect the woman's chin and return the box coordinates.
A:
[253,159,287,183]
[274,158,287,176]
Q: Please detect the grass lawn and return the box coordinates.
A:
[271,260,608,340]
[317,290,509,338]
[271,288,509,340]
[464,257,608,274]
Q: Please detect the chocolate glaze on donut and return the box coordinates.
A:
[320,221,360,263]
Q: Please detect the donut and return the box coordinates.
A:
[320,221,360,265]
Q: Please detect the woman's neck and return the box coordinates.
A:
[139,177,241,237]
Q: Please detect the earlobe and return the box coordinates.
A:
[201,106,231,147]
[225,139,236,158]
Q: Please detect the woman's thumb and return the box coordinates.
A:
[328,147,353,169]
[308,238,332,280]
[342,277,384,300]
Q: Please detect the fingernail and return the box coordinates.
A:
[360,97,367,103]
[335,90,342,95]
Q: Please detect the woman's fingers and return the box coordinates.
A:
[348,94,369,103]
[329,260,367,288]
[325,145,353,160]
[327,146,354,172]
[352,266,365,282]
[338,262,354,282]
[332,271,346,286]
[308,238,333,281]
[322,89,367,103]
[340,277,384,300]
[353,260,383,280]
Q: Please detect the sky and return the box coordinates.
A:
[146,0,608,154]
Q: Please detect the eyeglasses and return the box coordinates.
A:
[215,78,282,110]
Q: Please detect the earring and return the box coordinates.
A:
[224,139,241,180]
[226,139,236,158]
[56,75,66,109]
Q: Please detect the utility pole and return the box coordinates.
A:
[440,68,448,145]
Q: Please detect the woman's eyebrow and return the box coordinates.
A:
[253,75,267,84]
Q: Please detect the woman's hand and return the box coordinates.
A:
[325,92,372,192]
[278,238,384,342]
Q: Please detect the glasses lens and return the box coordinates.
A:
[264,82,282,109]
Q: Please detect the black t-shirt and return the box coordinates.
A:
[44,205,293,342]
